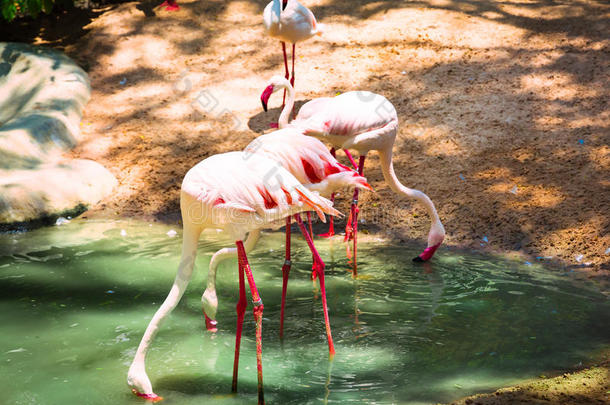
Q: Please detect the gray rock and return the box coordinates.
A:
[0,43,117,227]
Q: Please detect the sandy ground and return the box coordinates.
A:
[1,0,609,403]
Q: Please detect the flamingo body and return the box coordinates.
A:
[294,91,399,154]
[263,0,322,44]
[244,129,372,196]
[181,151,336,239]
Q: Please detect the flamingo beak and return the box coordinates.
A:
[282,0,288,11]
[261,84,274,112]
[359,179,374,191]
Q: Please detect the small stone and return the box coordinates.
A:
[166,229,177,237]
[120,229,127,237]
[55,217,70,226]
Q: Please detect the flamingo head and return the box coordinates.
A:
[260,75,291,112]
[261,84,274,112]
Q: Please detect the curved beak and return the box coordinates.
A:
[282,0,288,11]
[260,84,274,112]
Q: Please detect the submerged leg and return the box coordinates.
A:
[320,148,337,238]
[236,240,265,404]
[231,243,248,393]
[280,217,292,339]
[295,214,335,357]
[128,223,202,401]
[345,156,366,277]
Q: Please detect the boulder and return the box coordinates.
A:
[0,42,117,227]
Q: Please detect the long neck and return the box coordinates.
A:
[378,147,443,232]
[206,229,261,290]
[278,82,295,129]
[131,223,201,366]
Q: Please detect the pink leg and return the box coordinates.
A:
[306,212,317,280]
[295,214,336,357]
[279,217,292,339]
[319,148,336,239]
[231,247,247,393]
[236,241,265,404]
[289,43,296,120]
[345,156,366,277]
[281,42,289,107]
[343,149,359,171]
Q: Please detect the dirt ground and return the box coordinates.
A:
[447,351,609,405]
[1,0,609,403]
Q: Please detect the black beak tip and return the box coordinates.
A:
[261,101,268,112]
[412,256,425,263]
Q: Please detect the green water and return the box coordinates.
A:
[0,220,608,405]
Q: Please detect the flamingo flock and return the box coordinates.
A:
[128,1,445,403]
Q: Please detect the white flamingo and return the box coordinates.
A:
[127,151,339,403]
[260,76,446,274]
[263,0,322,106]
[201,130,372,356]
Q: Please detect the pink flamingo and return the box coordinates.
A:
[201,130,372,355]
[261,76,446,274]
[158,0,179,11]
[263,0,322,106]
[127,151,339,403]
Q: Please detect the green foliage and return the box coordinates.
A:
[1,0,68,21]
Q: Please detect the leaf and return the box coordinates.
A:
[26,0,41,18]
[1,0,17,21]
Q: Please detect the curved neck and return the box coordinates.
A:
[206,229,261,289]
[278,82,295,129]
[378,147,442,227]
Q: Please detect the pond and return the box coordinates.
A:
[1,220,608,404]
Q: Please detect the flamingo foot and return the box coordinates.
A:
[344,214,354,243]
[132,389,163,402]
[413,243,441,262]
[203,312,218,333]
[311,265,318,281]
[319,220,335,238]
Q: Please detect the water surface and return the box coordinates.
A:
[1,220,608,404]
